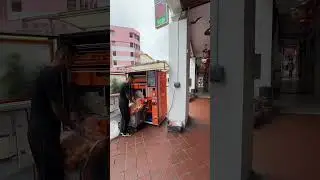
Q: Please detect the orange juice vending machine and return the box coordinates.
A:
[129,70,167,126]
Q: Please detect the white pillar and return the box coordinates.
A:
[189,57,196,93]
[167,18,189,129]
[254,0,273,96]
[211,0,255,179]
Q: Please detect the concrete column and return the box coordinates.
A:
[167,18,189,129]
[211,0,255,179]
[254,0,273,96]
[314,36,320,98]
[314,12,320,98]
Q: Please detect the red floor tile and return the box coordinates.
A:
[111,99,320,180]
[110,99,211,180]
[252,114,320,180]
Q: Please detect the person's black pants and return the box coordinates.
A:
[119,102,130,134]
[28,131,64,180]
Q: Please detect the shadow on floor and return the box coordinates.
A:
[253,114,320,180]
[110,98,320,180]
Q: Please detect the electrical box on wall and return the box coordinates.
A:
[210,64,225,83]
[253,53,261,79]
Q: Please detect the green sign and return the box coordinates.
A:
[155,0,169,29]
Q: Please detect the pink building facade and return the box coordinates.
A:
[110,26,141,71]
[0,0,108,35]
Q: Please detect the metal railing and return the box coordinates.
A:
[0,100,32,178]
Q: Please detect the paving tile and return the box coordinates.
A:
[110,99,211,180]
[161,168,179,180]
[110,172,124,180]
[137,175,151,180]
[124,167,137,180]
[180,172,196,180]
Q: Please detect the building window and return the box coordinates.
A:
[81,0,89,9]
[11,0,22,12]
[113,51,116,56]
[61,23,67,29]
[113,60,117,66]
[22,22,28,28]
[110,30,116,37]
[130,52,134,57]
[67,0,77,10]
[33,23,39,28]
[136,35,140,41]
[130,42,133,47]
[129,33,133,38]
[91,0,98,8]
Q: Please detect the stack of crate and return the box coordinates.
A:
[259,87,273,114]
[254,87,274,129]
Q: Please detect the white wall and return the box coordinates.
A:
[254,0,273,96]
[112,56,135,61]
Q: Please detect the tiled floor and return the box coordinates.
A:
[110,98,210,180]
[111,98,320,180]
[252,114,320,180]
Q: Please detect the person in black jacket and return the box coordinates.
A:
[28,46,76,180]
[119,75,134,137]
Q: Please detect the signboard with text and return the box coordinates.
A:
[154,0,169,29]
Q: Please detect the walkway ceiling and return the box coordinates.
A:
[180,0,210,10]
[188,3,210,57]
[22,7,109,34]
[276,0,317,40]
[276,0,308,14]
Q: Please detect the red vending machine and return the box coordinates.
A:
[128,69,167,126]
[146,71,167,126]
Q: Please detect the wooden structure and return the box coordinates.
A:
[56,30,109,180]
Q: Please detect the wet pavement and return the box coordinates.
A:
[252,114,320,180]
[111,98,320,180]
[110,98,210,180]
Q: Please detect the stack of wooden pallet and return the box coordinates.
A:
[61,117,106,171]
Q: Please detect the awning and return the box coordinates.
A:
[22,7,110,33]
[126,61,169,73]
